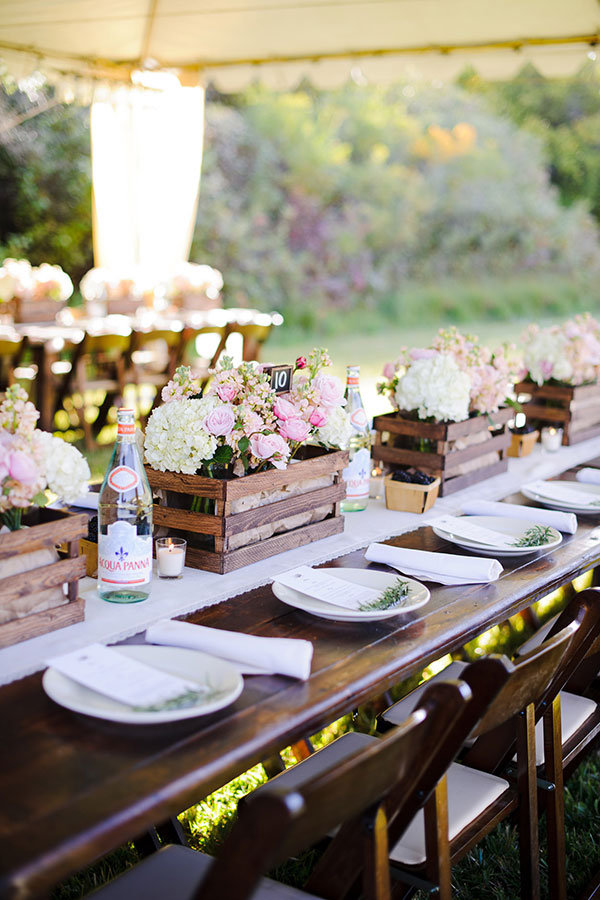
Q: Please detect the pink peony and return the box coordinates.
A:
[295,356,307,369]
[204,405,236,436]
[409,348,438,361]
[8,449,38,484]
[313,374,345,408]
[250,432,290,469]
[273,396,298,421]
[382,362,396,380]
[309,407,328,427]
[216,383,238,403]
[279,417,311,442]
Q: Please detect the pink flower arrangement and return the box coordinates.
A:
[145,349,351,477]
[520,314,600,386]
[0,385,90,529]
[378,327,520,420]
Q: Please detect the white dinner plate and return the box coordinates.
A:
[42,645,244,725]
[272,567,429,622]
[432,516,562,557]
[521,481,600,515]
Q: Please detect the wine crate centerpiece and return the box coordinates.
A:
[372,407,512,497]
[146,447,348,574]
[7,297,67,323]
[0,508,87,648]
[514,381,600,446]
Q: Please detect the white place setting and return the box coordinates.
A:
[521,480,600,514]
[431,515,562,557]
[272,565,430,623]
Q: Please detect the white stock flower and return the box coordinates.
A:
[34,431,91,503]
[525,330,573,385]
[394,354,471,422]
[316,407,353,449]
[144,397,218,474]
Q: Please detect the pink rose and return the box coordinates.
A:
[279,417,311,442]
[216,383,238,403]
[295,356,307,369]
[409,348,438,361]
[309,407,328,427]
[313,374,345,408]
[382,362,396,380]
[8,450,38,484]
[204,405,236,436]
[250,433,290,469]
[273,396,298,421]
[540,360,554,380]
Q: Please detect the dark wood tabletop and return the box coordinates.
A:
[1,465,600,899]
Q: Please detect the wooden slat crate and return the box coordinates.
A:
[8,297,66,323]
[0,508,88,648]
[372,407,512,496]
[146,447,349,574]
[515,381,600,445]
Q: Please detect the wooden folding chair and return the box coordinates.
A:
[88,676,482,900]
[126,323,185,424]
[378,588,600,900]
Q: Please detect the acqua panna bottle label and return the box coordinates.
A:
[107,465,140,492]
[98,520,152,587]
[342,447,371,500]
[350,408,368,431]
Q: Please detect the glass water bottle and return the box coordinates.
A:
[98,408,153,603]
[341,365,371,512]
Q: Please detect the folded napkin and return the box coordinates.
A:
[576,468,600,486]
[145,619,313,680]
[71,492,98,510]
[461,499,577,535]
[365,542,502,586]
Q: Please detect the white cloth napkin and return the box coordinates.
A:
[145,619,313,680]
[365,542,503,586]
[71,492,98,510]
[461,499,577,535]
[576,468,600,486]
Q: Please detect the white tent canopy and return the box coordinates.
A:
[0,0,599,91]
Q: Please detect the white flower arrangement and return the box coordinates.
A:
[394,354,472,423]
[144,396,219,475]
[520,315,600,386]
[0,258,73,304]
[33,431,91,504]
[315,406,353,450]
[165,263,224,304]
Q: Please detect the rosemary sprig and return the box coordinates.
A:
[133,683,227,712]
[359,579,410,611]
[512,525,555,548]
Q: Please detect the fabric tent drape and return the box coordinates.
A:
[90,84,204,276]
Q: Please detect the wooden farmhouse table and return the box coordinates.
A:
[1,464,600,899]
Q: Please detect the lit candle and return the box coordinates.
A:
[156,537,186,578]
[541,426,563,452]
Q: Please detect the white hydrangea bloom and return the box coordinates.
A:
[525,330,574,385]
[394,354,471,422]
[34,431,91,503]
[316,407,353,449]
[144,397,218,473]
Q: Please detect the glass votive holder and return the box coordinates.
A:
[156,537,186,579]
[541,426,563,452]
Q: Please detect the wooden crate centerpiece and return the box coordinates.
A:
[0,508,88,648]
[6,297,66,323]
[146,446,349,574]
[372,407,512,497]
[514,381,600,446]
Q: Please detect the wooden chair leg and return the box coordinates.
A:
[75,358,95,451]
[363,803,392,900]
[291,738,314,762]
[544,695,567,900]
[516,704,540,900]
[423,775,451,900]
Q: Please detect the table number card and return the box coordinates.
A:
[46,644,200,708]
[262,364,293,394]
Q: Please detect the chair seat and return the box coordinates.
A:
[380,661,468,726]
[389,762,509,867]
[513,690,597,766]
[91,844,321,900]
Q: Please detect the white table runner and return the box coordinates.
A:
[2,437,600,686]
